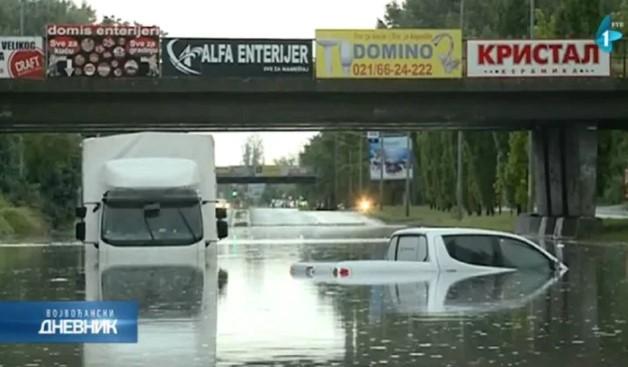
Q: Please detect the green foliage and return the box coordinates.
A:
[505,132,529,212]
[23,134,81,228]
[0,0,96,36]
[1,207,47,236]
[0,0,92,236]
[0,214,14,236]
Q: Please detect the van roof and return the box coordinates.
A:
[392,227,524,238]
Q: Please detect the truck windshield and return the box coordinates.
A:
[102,202,203,246]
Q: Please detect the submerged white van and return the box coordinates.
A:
[291,228,567,280]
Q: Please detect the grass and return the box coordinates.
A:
[581,219,628,243]
[0,199,49,242]
[369,205,628,243]
[369,205,516,231]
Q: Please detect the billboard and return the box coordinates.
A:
[162,38,312,77]
[466,40,610,77]
[369,136,413,180]
[0,37,44,79]
[315,29,462,79]
[46,24,160,78]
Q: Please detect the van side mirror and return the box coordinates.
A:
[216,207,227,220]
[217,220,228,240]
[75,222,86,242]
[75,207,87,219]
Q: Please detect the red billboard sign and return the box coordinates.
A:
[46,24,160,78]
[467,40,610,77]
[0,37,44,79]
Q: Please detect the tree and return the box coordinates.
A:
[505,132,529,213]
[242,134,264,167]
[0,0,96,35]
[0,0,94,229]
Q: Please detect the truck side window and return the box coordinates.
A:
[396,235,428,262]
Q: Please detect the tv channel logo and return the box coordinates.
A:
[596,15,624,53]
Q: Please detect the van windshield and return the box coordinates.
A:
[102,201,203,246]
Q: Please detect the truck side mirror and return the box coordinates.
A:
[217,220,228,240]
[75,207,87,219]
[216,207,227,220]
[75,222,86,242]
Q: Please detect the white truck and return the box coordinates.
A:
[75,132,226,366]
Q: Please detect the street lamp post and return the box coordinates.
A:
[528,0,536,213]
[333,133,339,209]
[18,0,24,179]
[456,0,465,221]
[358,137,363,196]
[19,0,24,36]
[348,150,353,205]
[379,135,384,211]
[405,132,411,217]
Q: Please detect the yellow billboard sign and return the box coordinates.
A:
[315,29,462,79]
[261,165,283,177]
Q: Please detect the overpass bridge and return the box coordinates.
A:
[1,78,628,131]
[216,165,316,184]
[1,77,626,237]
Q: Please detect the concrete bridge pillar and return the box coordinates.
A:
[516,125,601,238]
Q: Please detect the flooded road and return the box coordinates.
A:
[1,208,628,366]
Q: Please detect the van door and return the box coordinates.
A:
[395,235,429,262]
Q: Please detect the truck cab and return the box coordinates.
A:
[75,133,228,271]
[75,133,224,365]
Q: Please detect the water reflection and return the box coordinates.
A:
[83,246,217,367]
[1,229,628,366]
[376,271,559,317]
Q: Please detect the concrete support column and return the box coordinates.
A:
[533,125,597,217]
[517,124,601,238]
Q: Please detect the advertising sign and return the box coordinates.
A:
[46,24,160,78]
[0,301,138,343]
[162,38,312,77]
[0,37,44,79]
[467,40,610,77]
[315,29,462,79]
[369,136,413,180]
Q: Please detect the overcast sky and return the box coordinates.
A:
[83,0,392,166]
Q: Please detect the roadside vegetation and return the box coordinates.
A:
[1,0,628,241]
[369,205,628,243]
[0,1,138,241]
[298,0,628,238]
[0,195,48,240]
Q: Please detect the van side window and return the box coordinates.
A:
[498,237,552,271]
[443,235,553,271]
[396,235,428,262]
[443,235,501,267]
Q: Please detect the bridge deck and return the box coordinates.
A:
[1,78,627,131]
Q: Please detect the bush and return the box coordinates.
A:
[0,215,14,237]
[0,195,10,210]
[601,174,626,205]
[0,207,48,237]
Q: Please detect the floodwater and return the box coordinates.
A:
[1,208,628,367]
